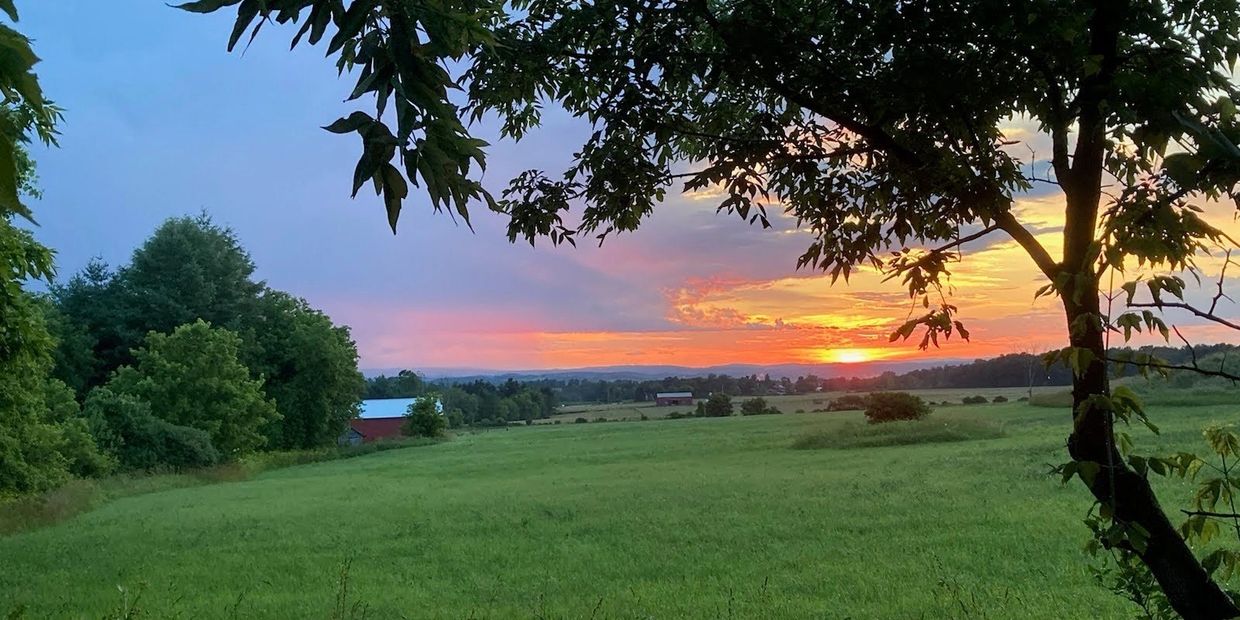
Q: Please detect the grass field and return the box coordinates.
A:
[549,386,1062,422]
[1,396,1235,618]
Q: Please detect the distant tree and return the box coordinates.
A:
[828,395,868,412]
[864,393,931,424]
[740,397,780,416]
[702,393,733,418]
[693,401,706,418]
[241,291,365,449]
[107,320,278,458]
[403,397,446,438]
[444,409,465,429]
[440,387,480,425]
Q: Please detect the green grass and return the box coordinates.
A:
[1,400,1236,618]
[792,415,1007,450]
[0,436,439,537]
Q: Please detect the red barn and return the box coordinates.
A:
[654,391,695,406]
[339,417,405,445]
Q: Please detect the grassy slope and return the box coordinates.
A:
[1,400,1234,619]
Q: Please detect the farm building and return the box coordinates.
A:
[338,417,406,446]
[654,391,695,406]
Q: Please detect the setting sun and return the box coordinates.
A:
[824,348,872,364]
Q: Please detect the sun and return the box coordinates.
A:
[829,349,871,364]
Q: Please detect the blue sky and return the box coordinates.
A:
[19,3,1231,371]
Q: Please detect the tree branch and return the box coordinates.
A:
[1106,357,1240,382]
[1127,302,1240,331]
[995,211,1058,279]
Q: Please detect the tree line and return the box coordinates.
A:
[367,348,1236,408]
[2,213,365,496]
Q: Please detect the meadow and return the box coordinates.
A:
[1,392,1235,619]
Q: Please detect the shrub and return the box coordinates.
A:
[863,392,930,424]
[795,409,806,414]
[828,394,868,411]
[84,387,219,471]
[703,393,733,417]
[574,417,589,424]
[961,395,989,405]
[693,401,707,418]
[793,418,1005,450]
[1017,396,1029,402]
[403,397,447,438]
[992,395,1008,403]
[740,397,781,416]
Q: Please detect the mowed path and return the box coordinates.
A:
[3,403,1222,618]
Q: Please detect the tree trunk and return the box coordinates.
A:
[1063,296,1240,619]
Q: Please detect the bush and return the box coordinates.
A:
[693,401,707,418]
[793,418,1005,450]
[1017,396,1029,402]
[403,397,446,438]
[84,387,219,471]
[961,395,989,405]
[863,392,930,424]
[703,393,733,417]
[593,417,607,423]
[992,395,1008,403]
[740,397,781,416]
[574,417,589,424]
[828,394,868,411]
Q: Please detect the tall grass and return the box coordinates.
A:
[791,417,1006,450]
[0,436,442,536]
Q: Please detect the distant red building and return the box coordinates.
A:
[654,391,695,406]
[339,417,406,445]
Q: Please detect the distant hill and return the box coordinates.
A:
[364,359,967,382]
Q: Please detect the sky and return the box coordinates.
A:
[16,3,1240,372]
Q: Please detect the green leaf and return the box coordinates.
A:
[226,0,260,52]
[0,0,17,21]
[322,111,373,134]
[172,0,242,14]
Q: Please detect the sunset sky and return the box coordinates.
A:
[19,4,1240,371]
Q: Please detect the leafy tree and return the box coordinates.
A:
[0,6,102,497]
[196,1,1240,614]
[403,396,446,438]
[49,214,266,396]
[702,393,733,418]
[47,259,137,394]
[120,213,264,338]
[83,387,219,471]
[107,320,278,458]
[241,291,365,449]
[864,393,931,424]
